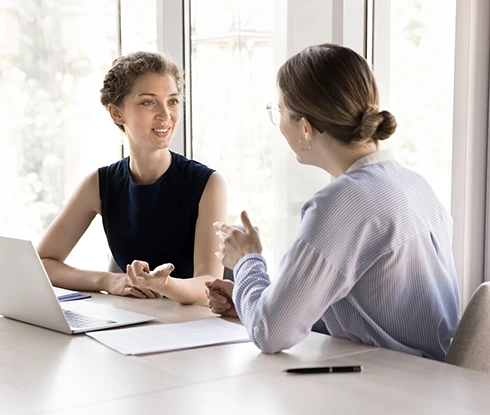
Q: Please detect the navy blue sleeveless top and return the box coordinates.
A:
[99,151,215,279]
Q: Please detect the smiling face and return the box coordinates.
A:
[110,72,181,152]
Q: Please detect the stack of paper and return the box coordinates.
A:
[87,318,250,355]
[53,287,91,302]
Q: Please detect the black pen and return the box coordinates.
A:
[284,365,362,374]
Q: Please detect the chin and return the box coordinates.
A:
[155,138,172,149]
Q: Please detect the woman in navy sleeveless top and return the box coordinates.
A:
[37,51,227,305]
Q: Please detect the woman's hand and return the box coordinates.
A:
[126,260,175,297]
[205,279,238,318]
[213,211,262,270]
[104,272,159,298]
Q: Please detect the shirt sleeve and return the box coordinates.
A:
[232,236,358,354]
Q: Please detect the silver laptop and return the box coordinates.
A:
[0,236,156,334]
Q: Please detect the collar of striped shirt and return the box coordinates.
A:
[345,150,394,173]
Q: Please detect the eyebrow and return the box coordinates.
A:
[137,92,180,97]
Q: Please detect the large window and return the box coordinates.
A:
[0,0,160,272]
[1,1,467,289]
[189,0,334,274]
[190,0,277,269]
[0,0,123,270]
[120,0,158,55]
[374,0,457,211]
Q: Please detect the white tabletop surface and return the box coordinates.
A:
[1,292,489,415]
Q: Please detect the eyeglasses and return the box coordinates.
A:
[266,101,324,133]
[266,101,302,126]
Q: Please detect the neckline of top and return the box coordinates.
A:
[126,151,175,187]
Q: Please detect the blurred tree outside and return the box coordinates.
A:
[1,0,120,271]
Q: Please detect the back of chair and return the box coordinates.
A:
[223,266,234,281]
[445,282,490,373]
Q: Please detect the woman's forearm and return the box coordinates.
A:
[41,258,113,292]
[43,257,216,304]
[159,275,215,306]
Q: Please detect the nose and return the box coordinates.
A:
[156,104,171,122]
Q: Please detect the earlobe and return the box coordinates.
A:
[108,103,124,125]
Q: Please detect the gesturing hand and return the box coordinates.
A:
[213,210,262,270]
[126,260,175,297]
[205,279,238,318]
[103,273,159,298]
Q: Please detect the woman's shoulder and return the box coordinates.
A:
[98,157,128,178]
[170,151,216,183]
[302,173,368,215]
[171,151,214,170]
[300,164,403,231]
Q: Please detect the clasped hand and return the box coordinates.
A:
[106,260,174,299]
[205,279,237,317]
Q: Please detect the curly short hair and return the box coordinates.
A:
[100,51,183,132]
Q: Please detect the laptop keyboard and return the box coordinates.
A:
[62,309,116,329]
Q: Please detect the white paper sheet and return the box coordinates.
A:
[86,318,250,355]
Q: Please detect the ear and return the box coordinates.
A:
[108,103,125,126]
[301,117,315,140]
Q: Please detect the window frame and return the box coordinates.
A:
[451,0,490,307]
[156,0,189,156]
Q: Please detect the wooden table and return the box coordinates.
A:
[1,293,490,414]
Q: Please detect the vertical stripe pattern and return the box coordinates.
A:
[233,153,460,361]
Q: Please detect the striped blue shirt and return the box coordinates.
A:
[233,151,460,361]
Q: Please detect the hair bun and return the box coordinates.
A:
[354,107,397,142]
[374,110,397,141]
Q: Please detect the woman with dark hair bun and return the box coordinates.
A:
[206,43,459,361]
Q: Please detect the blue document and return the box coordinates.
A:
[53,287,91,302]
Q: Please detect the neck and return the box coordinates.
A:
[315,136,378,178]
[128,148,172,184]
